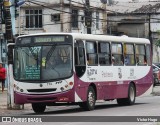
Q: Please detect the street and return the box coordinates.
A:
[0,86,160,125]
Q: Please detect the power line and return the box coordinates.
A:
[26,0,109,23]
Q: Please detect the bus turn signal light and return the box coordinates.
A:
[69,82,73,86]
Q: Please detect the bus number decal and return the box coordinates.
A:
[87,69,97,77]
[47,82,53,86]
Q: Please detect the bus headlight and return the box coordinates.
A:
[16,86,19,90]
[20,89,24,92]
[14,84,23,92]
[60,87,64,91]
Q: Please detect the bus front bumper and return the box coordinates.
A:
[14,90,75,104]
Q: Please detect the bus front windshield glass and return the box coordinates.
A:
[14,45,72,81]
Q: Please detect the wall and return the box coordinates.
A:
[117,23,145,38]
[15,0,107,35]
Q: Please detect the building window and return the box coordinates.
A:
[96,12,99,29]
[25,9,42,29]
[72,9,78,28]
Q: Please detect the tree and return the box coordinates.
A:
[155,30,160,47]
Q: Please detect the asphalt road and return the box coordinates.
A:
[0,86,160,125]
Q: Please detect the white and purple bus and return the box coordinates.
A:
[10,33,153,113]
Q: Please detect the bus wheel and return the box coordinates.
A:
[82,86,96,111]
[32,103,46,113]
[117,84,136,106]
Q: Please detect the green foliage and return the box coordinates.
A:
[155,30,160,47]
[155,39,160,47]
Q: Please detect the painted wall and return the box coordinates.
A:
[15,0,107,35]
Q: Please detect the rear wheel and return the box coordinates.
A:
[32,103,46,113]
[80,86,96,111]
[117,84,136,106]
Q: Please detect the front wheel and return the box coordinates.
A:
[80,86,96,111]
[32,103,46,113]
[117,84,136,106]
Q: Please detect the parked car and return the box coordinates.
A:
[152,63,160,86]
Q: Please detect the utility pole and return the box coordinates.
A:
[102,3,107,34]
[4,0,24,110]
[60,0,63,32]
[148,13,153,54]
[3,1,13,44]
[85,0,91,34]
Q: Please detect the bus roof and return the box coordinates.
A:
[18,33,150,44]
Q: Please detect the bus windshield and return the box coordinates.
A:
[14,45,72,81]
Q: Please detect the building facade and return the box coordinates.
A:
[107,1,160,63]
[15,0,108,35]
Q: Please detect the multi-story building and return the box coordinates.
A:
[107,1,160,63]
[15,0,108,35]
[0,2,6,64]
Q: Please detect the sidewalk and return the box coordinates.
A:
[0,90,32,115]
[0,90,7,114]
[152,85,160,96]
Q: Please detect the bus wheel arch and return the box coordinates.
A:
[89,83,97,100]
[79,83,97,111]
[117,82,136,106]
[32,103,46,113]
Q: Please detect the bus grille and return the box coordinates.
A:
[27,89,57,93]
[27,97,56,101]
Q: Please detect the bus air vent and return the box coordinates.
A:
[27,89,57,93]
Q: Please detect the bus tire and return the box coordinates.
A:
[82,86,96,111]
[32,103,46,113]
[117,84,136,106]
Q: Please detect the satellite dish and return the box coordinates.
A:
[100,0,107,4]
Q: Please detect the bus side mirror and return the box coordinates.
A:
[7,43,15,64]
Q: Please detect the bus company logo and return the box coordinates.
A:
[2,117,12,122]
[102,71,113,78]
[118,68,122,79]
[130,68,134,76]
[128,68,136,79]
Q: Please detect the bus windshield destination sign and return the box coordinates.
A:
[34,36,65,43]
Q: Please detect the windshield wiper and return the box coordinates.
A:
[28,47,41,69]
[45,44,57,63]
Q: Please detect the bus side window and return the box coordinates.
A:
[111,43,123,66]
[98,42,111,65]
[135,44,146,65]
[86,41,98,65]
[146,44,151,65]
[79,47,85,65]
[74,40,86,78]
[74,41,85,66]
[74,45,78,65]
[124,43,135,65]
